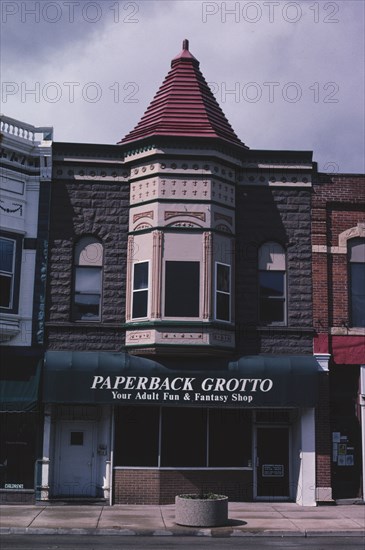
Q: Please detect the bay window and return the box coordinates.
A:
[132,261,149,319]
[165,261,200,317]
[215,262,231,321]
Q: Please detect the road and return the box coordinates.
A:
[1,536,364,549]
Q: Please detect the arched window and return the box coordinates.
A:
[348,238,365,327]
[258,242,286,325]
[72,237,103,321]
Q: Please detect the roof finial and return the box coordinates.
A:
[182,39,189,51]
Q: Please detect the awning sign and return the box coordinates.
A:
[90,374,273,405]
[43,351,319,407]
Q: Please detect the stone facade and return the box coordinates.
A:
[236,168,314,356]
[45,143,129,351]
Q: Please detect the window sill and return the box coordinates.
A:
[45,321,123,329]
[330,327,365,336]
[256,325,315,333]
[113,466,253,471]
[0,314,20,341]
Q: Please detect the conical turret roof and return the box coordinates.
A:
[119,40,247,149]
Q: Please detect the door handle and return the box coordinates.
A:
[256,457,260,467]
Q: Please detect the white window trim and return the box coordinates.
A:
[214,261,231,323]
[131,260,150,320]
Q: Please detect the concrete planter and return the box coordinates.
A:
[175,494,228,527]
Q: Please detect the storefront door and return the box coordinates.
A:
[255,426,290,499]
[55,421,96,497]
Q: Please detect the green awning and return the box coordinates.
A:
[229,355,319,407]
[43,351,172,404]
[43,351,318,408]
[0,356,41,412]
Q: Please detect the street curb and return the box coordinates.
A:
[1,527,364,537]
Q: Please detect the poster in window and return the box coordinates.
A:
[338,443,347,455]
[337,455,346,466]
[332,432,341,443]
[346,455,354,466]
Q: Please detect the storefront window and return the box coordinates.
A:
[114,406,159,466]
[114,407,253,468]
[161,408,207,467]
[209,409,251,467]
[0,413,38,490]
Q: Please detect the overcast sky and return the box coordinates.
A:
[1,0,364,173]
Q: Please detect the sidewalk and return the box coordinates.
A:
[1,502,364,537]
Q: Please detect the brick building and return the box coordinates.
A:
[2,42,363,506]
[312,173,365,501]
[39,41,321,506]
[0,115,52,503]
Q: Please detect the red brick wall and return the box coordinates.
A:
[312,174,365,498]
[312,174,365,352]
[315,373,332,488]
[113,469,253,504]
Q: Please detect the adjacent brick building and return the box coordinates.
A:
[312,173,365,500]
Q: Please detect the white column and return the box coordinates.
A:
[360,365,365,503]
[151,230,163,318]
[314,353,331,372]
[40,404,52,501]
[125,236,134,321]
[297,408,316,506]
[203,232,212,319]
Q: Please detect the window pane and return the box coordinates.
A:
[351,263,365,327]
[73,294,100,320]
[217,264,230,293]
[161,408,206,467]
[216,292,230,321]
[260,297,285,323]
[165,261,200,317]
[114,406,159,466]
[0,239,14,273]
[0,274,12,308]
[133,262,148,290]
[348,238,365,263]
[132,289,148,318]
[70,432,84,446]
[209,409,252,467]
[259,271,284,297]
[75,267,101,292]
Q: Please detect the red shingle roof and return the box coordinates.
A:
[119,40,247,148]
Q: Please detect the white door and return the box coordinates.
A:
[55,421,96,497]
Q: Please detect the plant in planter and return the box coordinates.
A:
[175,492,229,527]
